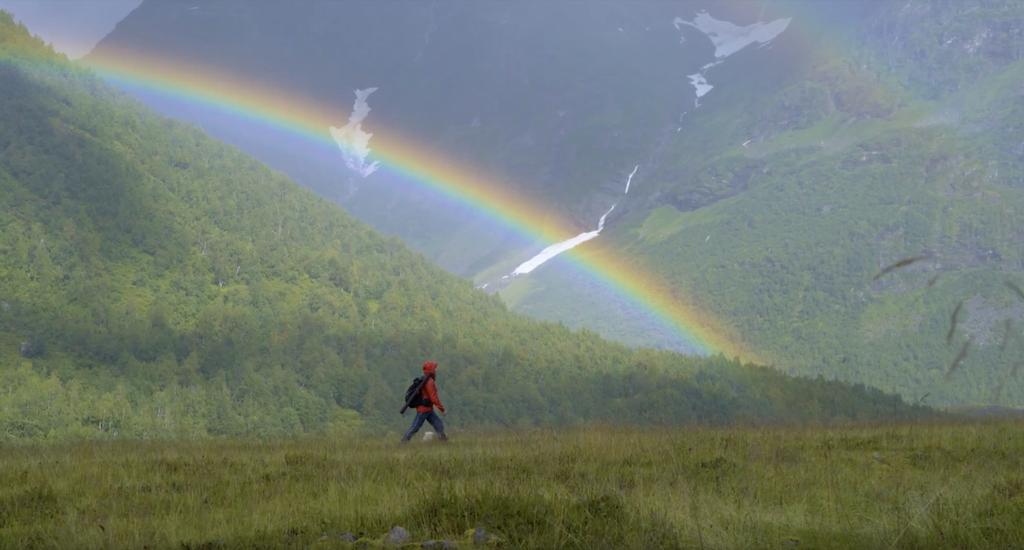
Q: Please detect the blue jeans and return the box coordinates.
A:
[401,410,447,442]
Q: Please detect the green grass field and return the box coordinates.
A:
[1,421,1022,549]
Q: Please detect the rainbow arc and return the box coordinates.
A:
[1,42,758,361]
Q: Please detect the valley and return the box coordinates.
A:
[2,3,1024,547]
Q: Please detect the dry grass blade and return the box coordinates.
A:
[946,301,964,345]
[1006,280,1024,302]
[872,255,930,281]
[944,338,971,380]
[1000,319,1014,353]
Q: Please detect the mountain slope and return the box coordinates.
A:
[513,3,1024,406]
[85,0,1024,407]
[87,0,709,278]
[85,0,810,352]
[87,0,1024,407]
[0,13,924,439]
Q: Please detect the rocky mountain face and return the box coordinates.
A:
[91,0,728,272]
[858,0,1024,97]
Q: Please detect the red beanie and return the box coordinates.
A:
[422,361,438,375]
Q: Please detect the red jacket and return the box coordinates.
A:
[417,361,445,414]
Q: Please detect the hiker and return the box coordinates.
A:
[401,360,448,442]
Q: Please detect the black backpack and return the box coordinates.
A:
[402,376,430,411]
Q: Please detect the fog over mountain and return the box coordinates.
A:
[0,0,141,58]
[83,0,1024,407]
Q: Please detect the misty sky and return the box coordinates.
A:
[0,0,141,58]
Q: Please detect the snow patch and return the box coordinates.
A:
[329,87,381,177]
[674,11,791,106]
[674,11,791,59]
[688,72,713,101]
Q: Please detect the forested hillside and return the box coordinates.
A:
[0,14,925,440]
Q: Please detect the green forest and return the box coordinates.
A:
[0,14,928,441]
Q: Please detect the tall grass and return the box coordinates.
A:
[1,421,1022,548]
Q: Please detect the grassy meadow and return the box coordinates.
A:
[1,421,1022,549]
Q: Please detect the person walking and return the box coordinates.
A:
[401,360,448,442]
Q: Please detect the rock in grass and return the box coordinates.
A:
[386,526,410,545]
[472,527,490,545]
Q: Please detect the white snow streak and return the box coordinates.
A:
[624,165,639,194]
[510,165,640,277]
[512,205,615,276]
[329,87,381,177]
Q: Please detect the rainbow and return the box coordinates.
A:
[2,39,757,362]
